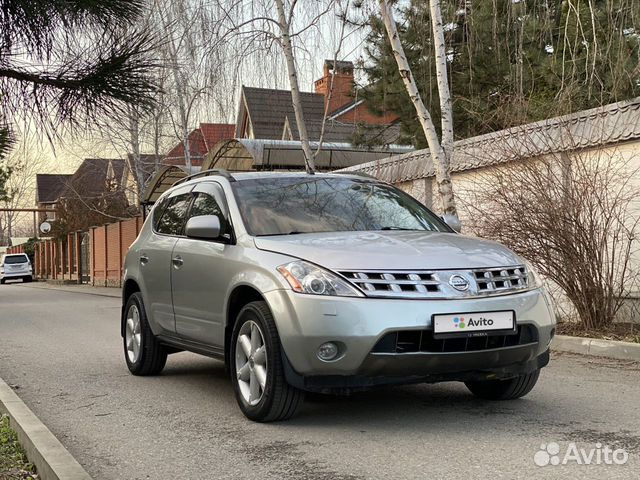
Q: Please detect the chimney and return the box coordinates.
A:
[314,60,355,115]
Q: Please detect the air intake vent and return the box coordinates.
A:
[372,325,538,354]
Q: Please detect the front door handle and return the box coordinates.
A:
[172,255,184,268]
[140,254,149,265]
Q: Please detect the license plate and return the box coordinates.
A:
[432,311,515,338]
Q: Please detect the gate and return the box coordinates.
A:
[80,232,91,284]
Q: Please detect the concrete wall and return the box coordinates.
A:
[394,141,640,323]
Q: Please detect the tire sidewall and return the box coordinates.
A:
[230,303,280,420]
[123,292,148,374]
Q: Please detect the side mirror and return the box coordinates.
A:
[441,214,461,233]
[185,215,221,240]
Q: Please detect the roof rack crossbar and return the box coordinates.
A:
[172,168,236,187]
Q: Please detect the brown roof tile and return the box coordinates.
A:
[241,86,326,139]
[36,174,72,203]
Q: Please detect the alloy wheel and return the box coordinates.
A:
[125,304,142,363]
[235,320,267,406]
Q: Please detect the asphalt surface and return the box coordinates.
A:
[0,282,639,480]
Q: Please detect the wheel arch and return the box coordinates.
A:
[121,279,141,337]
[225,284,268,368]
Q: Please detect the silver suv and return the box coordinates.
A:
[0,253,33,284]
[122,171,555,421]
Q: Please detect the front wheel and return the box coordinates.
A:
[230,301,304,422]
[465,369,541,400]
[123,292,167,376]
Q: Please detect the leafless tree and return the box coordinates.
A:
[219,0,353,174]
[462,146,640,331]
[0,143,46,242]
[379,0,458,223]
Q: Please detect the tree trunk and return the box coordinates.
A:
[126,106,144,204]
[274,0,316,174]
[160,7,192,170]
[379,0,458,218]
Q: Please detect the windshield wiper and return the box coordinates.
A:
[257,231,306,237]
[379,227,422,231]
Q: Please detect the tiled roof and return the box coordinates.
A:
[240,86,326,139]
[36,174,72,203]
[164,123,234,164]
[63,158,126,198]
[342,98,640,182]
[284,117,402,145]
[200,123,235,151]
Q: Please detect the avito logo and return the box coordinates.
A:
[454,317,494,329]
[467,317,494,327]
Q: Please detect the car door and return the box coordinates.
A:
[141,186,194,335]
[171,182,233,347]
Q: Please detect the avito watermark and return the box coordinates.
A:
[534,442,629,467]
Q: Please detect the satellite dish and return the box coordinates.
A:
[40,221,52,234]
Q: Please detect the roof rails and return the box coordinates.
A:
[172,168,236,187]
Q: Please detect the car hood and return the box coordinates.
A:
[253,231,522,270]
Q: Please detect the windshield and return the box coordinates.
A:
[2,254,29,264]
[231,176,451,236]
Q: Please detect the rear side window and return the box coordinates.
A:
[155,193,192,236]
[2,255,29,264]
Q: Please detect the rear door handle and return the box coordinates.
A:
[172,255,183,268]
[139,254,149,265]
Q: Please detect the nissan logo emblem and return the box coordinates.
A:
[449,275,470,291]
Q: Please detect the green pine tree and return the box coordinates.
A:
[361,0,640,147]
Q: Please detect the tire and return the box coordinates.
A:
[465,369,541,400]
[123,292,167,376]
[230,301,304,422]
[0,278,4,285]
[23,276,32,283]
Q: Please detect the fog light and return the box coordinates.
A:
[317,342,339,361]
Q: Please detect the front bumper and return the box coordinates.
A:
[264,287,555,391]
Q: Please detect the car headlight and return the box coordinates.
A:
[524,260,543,288]
[277,260,363,297]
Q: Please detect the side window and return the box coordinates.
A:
[155,193,192,236]
[188,192,229,237]
[152,196,171,231]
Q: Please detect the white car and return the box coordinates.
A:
[0,253,33,284]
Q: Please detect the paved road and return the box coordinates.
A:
[1,283,639,479]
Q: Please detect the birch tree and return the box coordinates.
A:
[274,0,316,173]
[379,0,458,221]
[220,0,349,175]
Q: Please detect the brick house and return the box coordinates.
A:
[163,123,235,167]
[236,60,401,145]
[35,174,73,223]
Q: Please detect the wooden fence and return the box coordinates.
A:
[32,215,144,287]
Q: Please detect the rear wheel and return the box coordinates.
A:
[465,369,541,400]
[0,278,4,285]
[230,301,303,422]
[123,292,167,376]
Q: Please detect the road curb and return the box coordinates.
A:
[15,282,120,299]
[552,334,640,362]
[0,377,92,480]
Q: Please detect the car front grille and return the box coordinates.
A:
[339,266,529,299]
[372,324,538,354]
